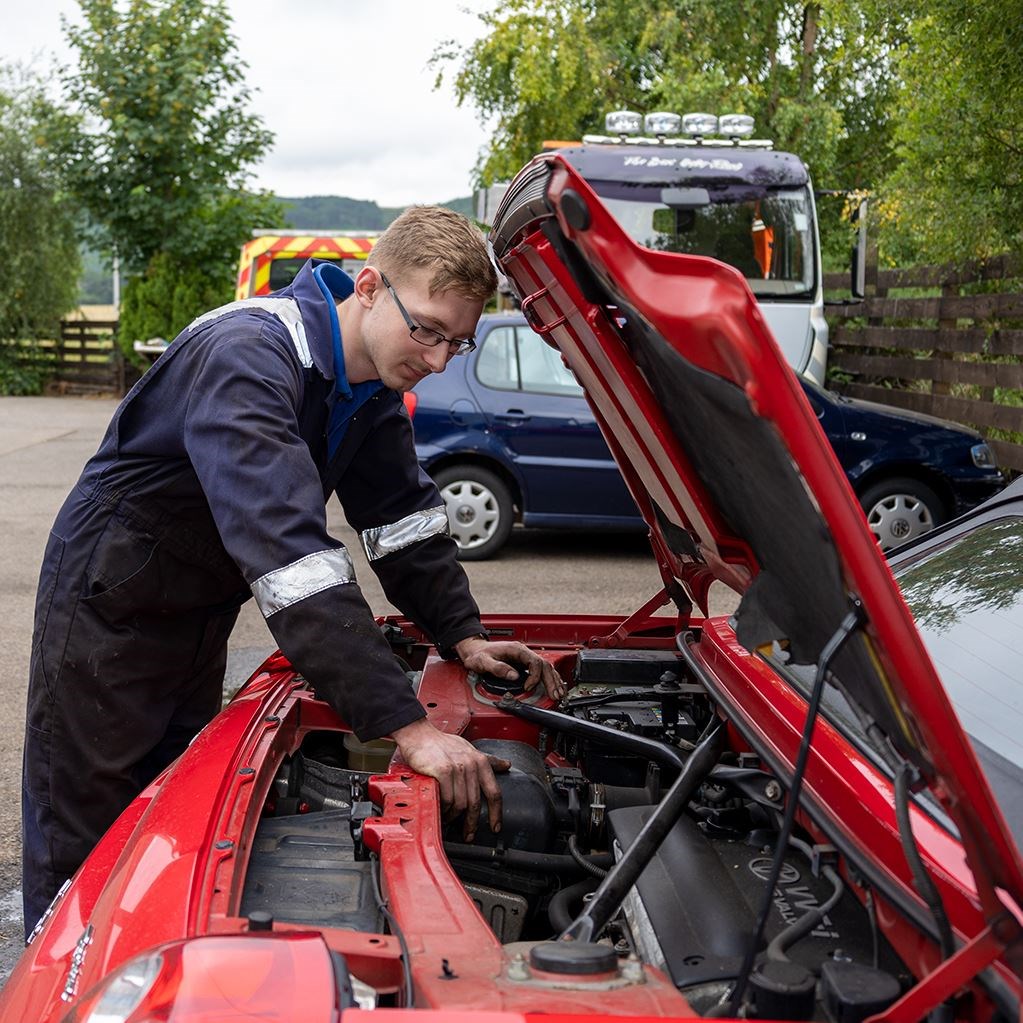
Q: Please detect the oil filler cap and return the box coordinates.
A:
[475,667,529,696]
[529,941,617,976]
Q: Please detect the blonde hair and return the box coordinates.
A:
[368,205,497,303]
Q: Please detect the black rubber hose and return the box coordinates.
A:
[548,877,598,934]
[560,717,725,943]
[568,834,608,879]
[766,835,844,962]
[894,763,955,959]
[497,698,688,772]
[443,842,613,875]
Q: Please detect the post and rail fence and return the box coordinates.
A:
[1,319,124,396]
[823,251,1023,474]
[5,254,1023,476]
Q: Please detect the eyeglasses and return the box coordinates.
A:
[379,271,476,355]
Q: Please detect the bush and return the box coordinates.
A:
[119,253,234,357]
[0,340,54,395]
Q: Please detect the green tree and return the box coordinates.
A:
[880,1,1023,263]
[435,0,908,269]
[0,68,80,343]
[57,0,281,343]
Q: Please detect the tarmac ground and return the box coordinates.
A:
[0,394,734,988]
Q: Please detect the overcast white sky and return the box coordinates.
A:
[4,0,497,206]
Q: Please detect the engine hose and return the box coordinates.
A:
[443,842,613,876]
[766,835,845,962]
[560,717,725,944]
[548,877,598,934]
[568,834,608,879]
[497,698,687,773]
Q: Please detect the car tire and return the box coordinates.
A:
[433,465,514,560]
[858,477,945,551]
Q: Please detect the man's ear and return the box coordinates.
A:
[353,265,380,309]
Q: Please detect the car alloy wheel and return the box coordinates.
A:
[859,477,944,551]
[433,465,514,560]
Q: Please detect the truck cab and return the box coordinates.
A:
[486,111,830,384]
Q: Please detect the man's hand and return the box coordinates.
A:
[453,636,567,701]
[390,718,510,841]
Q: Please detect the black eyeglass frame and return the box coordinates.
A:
[378,271,477,355]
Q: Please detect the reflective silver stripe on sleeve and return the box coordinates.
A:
[361,505,450,561]
[188,297,313,368]
[251,547,356,617]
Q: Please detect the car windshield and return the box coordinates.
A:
[766,515,1023,849]
[592,182,815,298]
[893,516,1023,847]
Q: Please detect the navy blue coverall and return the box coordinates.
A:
[22,260,484,932]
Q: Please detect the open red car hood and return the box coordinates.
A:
[489,155,1023,920]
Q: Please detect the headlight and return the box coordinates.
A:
[719,113,755,138]
[971,442,996,468]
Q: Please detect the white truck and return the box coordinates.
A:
[478,111,866,386]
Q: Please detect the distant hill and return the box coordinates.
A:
[279,194,473,231]
[77,194,476,304]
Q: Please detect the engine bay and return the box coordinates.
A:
[241,629,913,1021]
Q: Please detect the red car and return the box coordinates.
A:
[4,155,1021,1023]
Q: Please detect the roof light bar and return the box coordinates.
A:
[605,110,643,135]
[644,111,682,136]
[681,112,719,137]
[719,114,755,138]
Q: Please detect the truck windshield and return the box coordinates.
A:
[593,183,816,299]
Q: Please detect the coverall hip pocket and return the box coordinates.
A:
[81,513,163,625]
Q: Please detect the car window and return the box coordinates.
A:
[516,328,584,398]
[475,326,519,391]
[475,326,585,398]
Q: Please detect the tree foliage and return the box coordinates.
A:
[436,1,906,192]
[0,68,81,342]
[56,0,281,343]
[880,1,1023,263]
[437,0,1023,266]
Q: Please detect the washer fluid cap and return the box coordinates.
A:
[529,940,618,976]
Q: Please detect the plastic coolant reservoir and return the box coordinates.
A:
[343,734,397,772]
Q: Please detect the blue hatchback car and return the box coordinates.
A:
[407,313,1005,558]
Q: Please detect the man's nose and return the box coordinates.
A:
[423,344,452,373]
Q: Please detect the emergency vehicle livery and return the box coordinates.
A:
[235,230,380,299]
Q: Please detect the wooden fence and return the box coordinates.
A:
[51,320,124,394]
[2,320,125,395]
[823,253,1023,472]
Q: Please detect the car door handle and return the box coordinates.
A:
[496,410,531,424]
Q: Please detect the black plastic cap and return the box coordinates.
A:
[560,189,592,231]
[529,940,617,976]
[247,910,274,932]
[750,959,816,1020]
[821,960,901,1023]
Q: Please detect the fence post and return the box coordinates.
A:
[932,275,957,397]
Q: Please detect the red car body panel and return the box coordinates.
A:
[4,159,1022,1020]
[497,156,1023,914]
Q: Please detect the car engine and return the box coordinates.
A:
[243,640,910,1021]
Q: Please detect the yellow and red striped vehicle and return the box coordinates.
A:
[235,230,381,299]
